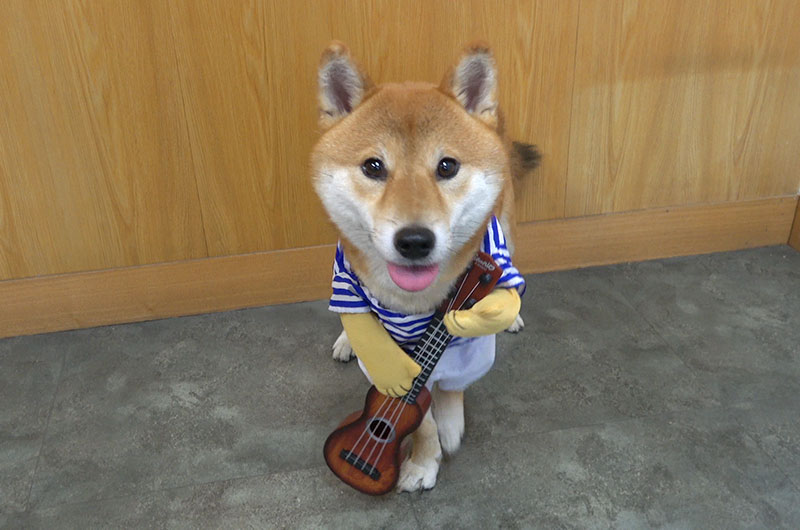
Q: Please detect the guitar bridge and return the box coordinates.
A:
[339,449,381,481]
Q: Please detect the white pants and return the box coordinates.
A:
[357,334,496,392]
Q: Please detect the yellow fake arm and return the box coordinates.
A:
[443,288,521,338]
[340,313,422,397]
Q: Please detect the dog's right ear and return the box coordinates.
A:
[317,42,372,130]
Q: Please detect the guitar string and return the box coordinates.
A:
[363,281,481,472]
[349,272,472,473]
[356,322,451,472]
[344,313,449,469]
[352,277,473,470]
[346,271,471,468]
[348,317,450,472]
[364,283,479,471]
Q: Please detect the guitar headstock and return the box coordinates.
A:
[438,252,503,313]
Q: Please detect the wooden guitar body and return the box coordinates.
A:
[323,386,431,495]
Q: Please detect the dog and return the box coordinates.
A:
[311,41,538,492]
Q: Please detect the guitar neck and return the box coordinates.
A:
[402,312,452,404]
[399,250,503,405]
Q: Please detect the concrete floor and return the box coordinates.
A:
[1,246,799,529]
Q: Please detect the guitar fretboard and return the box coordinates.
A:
[402,312,453,404]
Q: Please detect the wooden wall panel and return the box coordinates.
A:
[566,0,800,217]
[1,0,799,285]
[322,0,580,224]
[0,0,206,280]
[167,0,577,257]
[3,197,794,339]
[166,0,328,255]
[514,197,798,274]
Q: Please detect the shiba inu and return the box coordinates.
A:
[311,41,538,492]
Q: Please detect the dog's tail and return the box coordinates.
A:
[510,141,541,181]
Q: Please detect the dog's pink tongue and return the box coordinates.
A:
[387,263,440,292]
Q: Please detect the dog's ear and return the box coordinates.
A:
[441,43,498,128]
[317,42,372,130]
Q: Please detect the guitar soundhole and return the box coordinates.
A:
[367,417,395,442]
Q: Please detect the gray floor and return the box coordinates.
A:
[1,247,799,529]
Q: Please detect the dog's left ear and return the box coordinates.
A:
[441,43,498,128]
[318,42,373,130]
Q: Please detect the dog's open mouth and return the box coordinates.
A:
[387,262,440,292]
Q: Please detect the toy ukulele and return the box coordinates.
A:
[323,252,502,495]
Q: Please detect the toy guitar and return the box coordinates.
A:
[323,252,503,495]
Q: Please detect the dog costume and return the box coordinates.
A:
[329,215,525,392]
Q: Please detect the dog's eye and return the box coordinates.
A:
[436,158,460,179]
[361,158,387,180]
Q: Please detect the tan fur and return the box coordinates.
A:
[432,386,465,455]
[397,409,442,491]
[312,42,530,491]
[311,44,517,310]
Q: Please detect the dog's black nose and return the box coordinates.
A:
[394,227,435,260]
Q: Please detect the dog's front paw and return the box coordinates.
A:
[505,314,525,333]
[331,330,355,362]
[397,457,440,492]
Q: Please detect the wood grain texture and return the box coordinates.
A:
[0,244,336,339]
[0,0,206,280]
[324,385,429,495]
[566,0,800,217]
[789,199,800,251]
[514,197,798,274]
[2,197,794,339]
[167,0,577,257]
[2,0,799,284]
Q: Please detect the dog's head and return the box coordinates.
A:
[311,42,510,313]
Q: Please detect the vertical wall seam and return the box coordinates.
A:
[562,0,583,219]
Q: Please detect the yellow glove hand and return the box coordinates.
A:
[443,288,521,338]
[340,313,422,397]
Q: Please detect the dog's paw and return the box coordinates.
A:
[331,330,355,362]
[505,314,525,333]
[397,457,440,492]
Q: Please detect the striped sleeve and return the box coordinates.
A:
[480,216,526,296]
[328,244,371,313]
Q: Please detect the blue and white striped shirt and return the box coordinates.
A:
[328,215,526,352]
